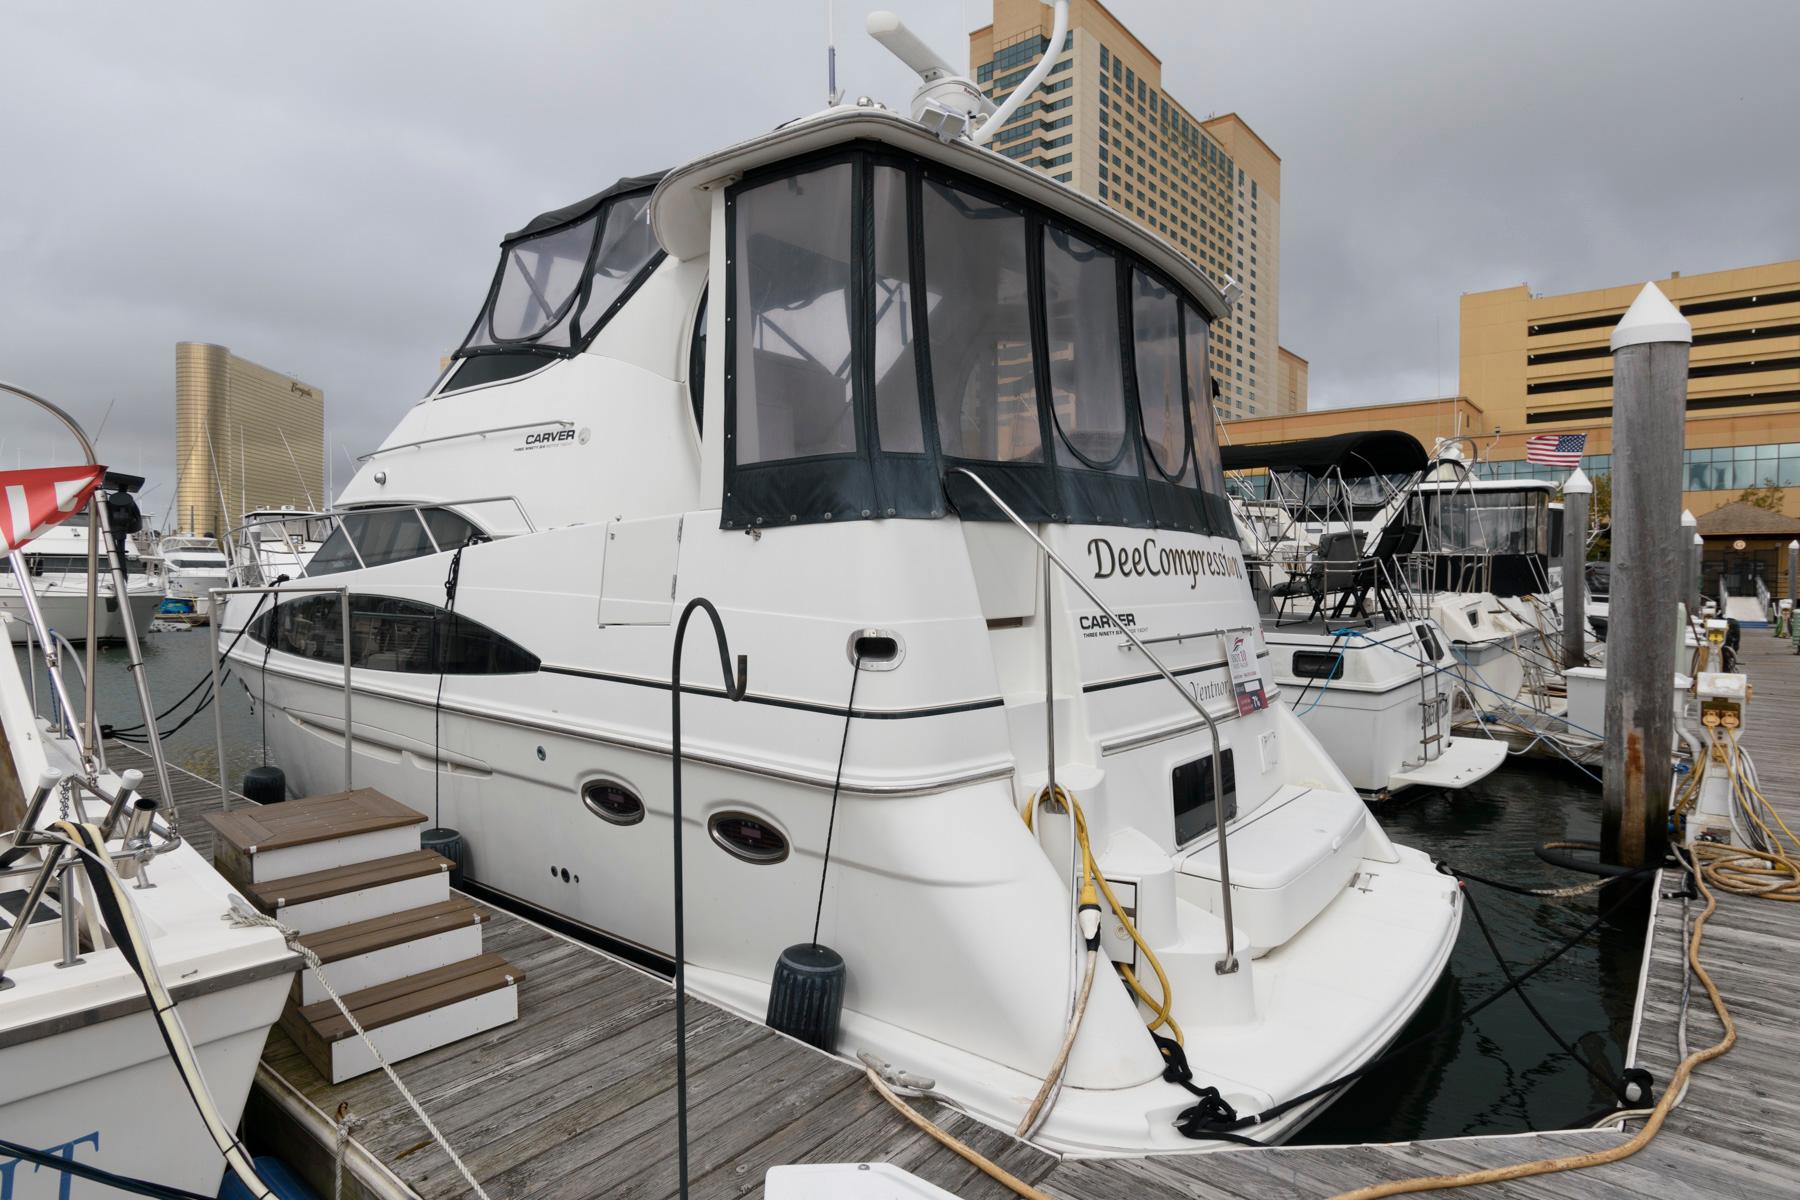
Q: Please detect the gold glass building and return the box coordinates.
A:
[174,342,325,538]
[969,0,1296,420]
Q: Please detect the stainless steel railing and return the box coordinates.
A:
[949,467,1241,974]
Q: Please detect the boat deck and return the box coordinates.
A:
[108,634,1800,1198]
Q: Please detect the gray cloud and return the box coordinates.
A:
[3,1,1795,513]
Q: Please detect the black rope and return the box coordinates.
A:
[1461,878,1631,1103]
[108,669,233,744]
[431,547,465,828]
[107,592,271,735]
[1174,870,1652,1138]
[0,1136,215,1200]
[811,652,862,949]
[1449,860,1659,896]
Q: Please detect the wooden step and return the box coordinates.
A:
[205,788,427,887]
[294,898,489,1005]
[243,849,453,935]
[282,953,525,1084]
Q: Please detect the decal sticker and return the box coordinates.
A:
[1227,632,1268,716]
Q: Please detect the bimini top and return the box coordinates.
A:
[1222,431,1428,479]
[450,171,668,374]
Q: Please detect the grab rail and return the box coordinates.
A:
[356,421,574,461]
[949,468,1240,974]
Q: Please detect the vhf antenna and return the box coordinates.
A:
[826,1,842,106]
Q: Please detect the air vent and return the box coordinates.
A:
[709,812,790,864]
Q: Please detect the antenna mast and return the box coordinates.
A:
[826,1,842,106]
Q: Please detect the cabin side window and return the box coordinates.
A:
[1044,227,1131,474]
[248,593,538,675]
[871,166,925,454]
[923,181,1040,464]
[1132,269,1190,483]
[732,163,859,465]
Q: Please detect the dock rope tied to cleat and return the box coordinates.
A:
[224,899,495,1200]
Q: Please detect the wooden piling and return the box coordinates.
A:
[1562,469,1591,669]
[1603,283,1691,869]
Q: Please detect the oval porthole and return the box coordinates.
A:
[582,781,644,826]
[708,811,789,865]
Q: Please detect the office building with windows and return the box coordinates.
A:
[968,0,1285,421]
[174,342,325,538]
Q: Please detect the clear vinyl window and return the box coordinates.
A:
[1044,226,1130,473]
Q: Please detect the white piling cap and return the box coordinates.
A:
[1694,533,1704,545]
[1791,539,1799,550]
[1563,467,1593,495]
[1611,281,1691,351]
[1680,508,1697,527]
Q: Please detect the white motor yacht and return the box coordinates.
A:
[1228,431,1506,796]
[2,507,161,647]
[157,533,232,617]
[220,60,1460,1154]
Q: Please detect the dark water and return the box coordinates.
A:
[12,623,263,791]
[1296,763,1649,1144]
[21,635,1645,1145]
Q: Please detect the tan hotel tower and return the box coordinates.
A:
[969,0,1301,418]
[174,342,325,539]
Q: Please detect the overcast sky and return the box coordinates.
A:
[3,1,1796,518]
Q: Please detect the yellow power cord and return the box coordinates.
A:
[1025,785,1184,1043]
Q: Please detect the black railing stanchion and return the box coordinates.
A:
[669,599,748,1200]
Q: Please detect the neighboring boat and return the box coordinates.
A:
[1,495,161,646]
[229,506,331,586]
[1226,431,1507,796]
[157,532,232,617]
[220,71,1461,1153]
[0,382,300,1199]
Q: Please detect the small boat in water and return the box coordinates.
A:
[157,532,232,617]
[1,479,161,646]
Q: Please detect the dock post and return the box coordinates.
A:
[1603,283,1690,869]
[1789,539,1798,605]
[1562,469,1592,669]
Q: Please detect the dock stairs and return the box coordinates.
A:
[206,788,524,1084]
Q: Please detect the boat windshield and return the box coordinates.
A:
[453,174,665,370]
[722,145,1231,536]
[1422,489,1553,554]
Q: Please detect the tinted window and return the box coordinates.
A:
[1172,750,1237,844]
[688,290,706,431]
[1183,304,1224,495]
[442,353,546,393]
[871,165,925,453]
[1044,226,1129,472]
[733,162,858,464]
[577,192,659,337]
[1133,270,1189,481]
[250,593,538,675]
[923,181,1040,463]
[306,508,485,577]
[486,217,597,345]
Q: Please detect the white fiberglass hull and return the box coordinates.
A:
[2,587,161,645]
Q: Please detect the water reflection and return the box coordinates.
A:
[1297,762,1648,1144]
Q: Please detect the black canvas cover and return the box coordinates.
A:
[504,171,667,243]
[1221,430,1428,479]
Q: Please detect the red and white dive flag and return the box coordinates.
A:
[1,465,105,555]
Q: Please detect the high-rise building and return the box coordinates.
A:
[969,0,1283,421]
[1275,346,1308,415]
[174,342,324,539]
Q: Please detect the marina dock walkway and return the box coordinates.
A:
[110,636,1800,1199]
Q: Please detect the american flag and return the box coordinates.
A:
[1525,433,1587,468]
[2,465,105,555]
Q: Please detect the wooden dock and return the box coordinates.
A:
[107,635,1800,1199]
